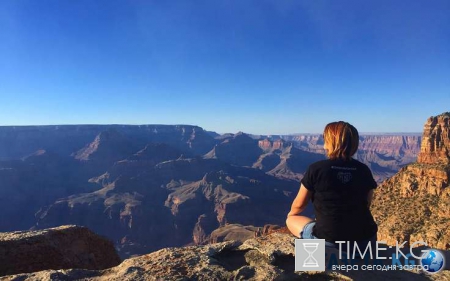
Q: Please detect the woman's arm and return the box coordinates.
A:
[287,184,312,217]
[286,184,313,237]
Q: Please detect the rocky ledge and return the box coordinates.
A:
[0,225,120,277]
[2,229,449,281]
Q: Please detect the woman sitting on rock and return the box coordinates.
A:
[286,121,378,252]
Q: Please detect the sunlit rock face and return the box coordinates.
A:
[371,112,450,251]
[418,112,450,165]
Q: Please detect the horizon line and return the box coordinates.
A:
[0,124,422,136]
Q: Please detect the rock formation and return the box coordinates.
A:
[208,224,263,244]
[417,112,450,164]
[204,132,263,167]
[371,112,450,250]
[35,158,300,258]
[0,225,120,277]
[72,129,137,162]
[258,139,286,150]
[2,229,448,281]
[207,224,291,245]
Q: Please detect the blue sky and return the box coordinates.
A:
[0,0,449,134]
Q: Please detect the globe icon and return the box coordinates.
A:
[420,249,445,274]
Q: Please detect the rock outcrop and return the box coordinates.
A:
[0,225,120,277]
[372,112,450,250]
[258,139,286,150]
[208,224,291,245]
[2,231,448,281]
[418,113,450,164]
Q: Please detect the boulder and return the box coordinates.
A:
[0,225,120,277]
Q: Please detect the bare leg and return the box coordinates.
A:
[286,215,313,238]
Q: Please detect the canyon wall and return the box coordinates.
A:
[371,113,450,250]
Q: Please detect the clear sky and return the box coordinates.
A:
[0,1,449,134]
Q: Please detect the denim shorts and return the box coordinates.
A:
[300,221,377,250]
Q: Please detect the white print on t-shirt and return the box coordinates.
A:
[337,172,352,183]
[331,166,357,171]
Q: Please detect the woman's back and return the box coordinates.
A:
[286,121,378,245]
[301,158,378,242]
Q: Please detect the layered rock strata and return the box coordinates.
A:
[372,113,450,250]
[418,113,450,164]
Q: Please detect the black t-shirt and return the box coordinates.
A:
[301,158,378,242]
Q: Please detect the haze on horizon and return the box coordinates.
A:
[0,0,449,135]
[0,124,424,136]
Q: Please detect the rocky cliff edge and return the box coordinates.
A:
[2,229,449,281]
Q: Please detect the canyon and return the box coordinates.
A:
[0,124,421,258]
